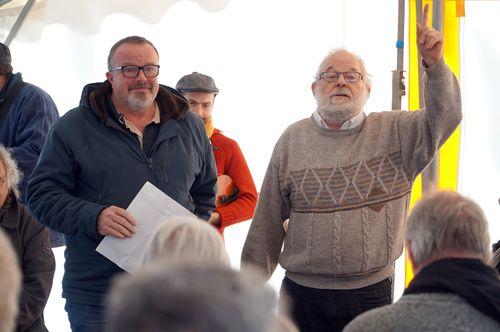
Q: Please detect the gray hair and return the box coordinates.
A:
[314,48,372,90]
[143,216,230,266]
[106,263,278,332]
[0,229,21,332]
[406,191,491,265]
[0,144,22,198]
[107,35,159,70]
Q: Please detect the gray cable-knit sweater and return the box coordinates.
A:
[241,59,462,289]
[343,293,500,332]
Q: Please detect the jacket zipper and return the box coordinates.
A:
[147,158,153,181]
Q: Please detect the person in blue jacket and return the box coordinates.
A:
[26,36,218,332]
[0,42,64,247]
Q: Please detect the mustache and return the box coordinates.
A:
[129,83,153,90]
[330,88,352,98]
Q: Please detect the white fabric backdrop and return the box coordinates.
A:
[460,2,500,248]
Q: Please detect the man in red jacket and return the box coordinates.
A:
[176,72,257,233]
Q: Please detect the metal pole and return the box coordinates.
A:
[4,0,36,46]
[391,0,406,110]
[0,0,14,8]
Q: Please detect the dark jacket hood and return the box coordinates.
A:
[79,80,189,123]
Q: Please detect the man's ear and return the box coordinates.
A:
[106,71,113,83]
[406,240,417,271]
[311,81,317,97]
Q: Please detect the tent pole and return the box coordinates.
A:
[392,0,406,111]
[4,0,36,46]
[0,1,14,7]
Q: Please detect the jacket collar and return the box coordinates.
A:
[81,81,189,124]
[0,72,19,99]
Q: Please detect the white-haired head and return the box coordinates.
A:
[143,216,230,266]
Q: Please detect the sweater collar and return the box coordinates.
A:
[312,109,365,130]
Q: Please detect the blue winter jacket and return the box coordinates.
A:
[26,81,217,305]
[0,73,59,200]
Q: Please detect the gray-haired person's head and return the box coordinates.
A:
[143,216,230,266]
[0,144,21,199]
[406,190,491,267]
[106,263,278,332]
[0,228,21,332]
[314,48,372,90]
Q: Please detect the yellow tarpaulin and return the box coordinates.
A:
[405,0,462,286]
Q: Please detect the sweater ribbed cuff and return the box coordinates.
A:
[215,207,234,229]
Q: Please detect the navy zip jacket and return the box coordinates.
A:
[26,81,217,305]
[0,73,59,200]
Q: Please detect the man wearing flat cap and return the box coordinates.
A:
[177,72,257,233]
[0,42,63,247]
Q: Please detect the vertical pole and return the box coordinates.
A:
[4,0,36,46]
[391,0,406,111]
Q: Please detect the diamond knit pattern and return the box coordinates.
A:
[285,151,411,212]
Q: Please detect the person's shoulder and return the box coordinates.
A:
[17,79,54,101]
[344,299,415,332]
[175,111,208,146]
[16,200,45,230]
[281,117,311,135]
[276,118,312,143]
[211,129,238,148]
[51,106,91,133]
[366,110,404,121]
[178,110,205,130]
[344,303,399,331]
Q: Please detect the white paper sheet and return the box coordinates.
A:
[96,181,195,273]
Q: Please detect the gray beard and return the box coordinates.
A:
[315,87,368,124]
[126,94,155,113]
[317,104,359,124]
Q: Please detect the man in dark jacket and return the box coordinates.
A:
[0,42,64,247]
[26,36,217,332]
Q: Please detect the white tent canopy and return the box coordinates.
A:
[0,0,230,42]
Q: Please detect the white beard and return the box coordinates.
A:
[316,87,368,124]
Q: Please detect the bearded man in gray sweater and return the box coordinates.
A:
[241,5,462,332]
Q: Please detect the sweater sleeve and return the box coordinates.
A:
[397,58,462,179]
[215,140,258,230]
[241,139,289,280]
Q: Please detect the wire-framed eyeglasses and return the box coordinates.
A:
[319,71,363,83]
[109,65,160,78]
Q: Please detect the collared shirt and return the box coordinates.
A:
[122,103,160,146]
[312,109,365,130]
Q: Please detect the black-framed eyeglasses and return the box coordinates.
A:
[319,71,363,83]
[109,65,160,78]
